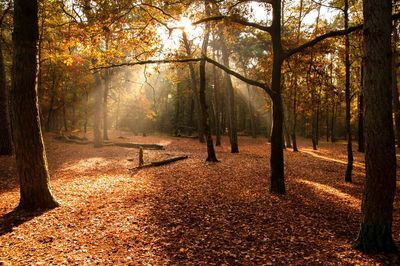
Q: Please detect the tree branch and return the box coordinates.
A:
[193,15,271,33]
[92,56,272,95]
[285,12,400,59]
[204,56,272,95]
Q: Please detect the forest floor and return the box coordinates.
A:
[0,132,400,265]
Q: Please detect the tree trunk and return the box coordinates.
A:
[103,69,110,140]
[358,63,365,153]
[182,32,205,143]
[218,25,239,153]
[11,0,58,210]
[344,0,353,183]
[269,0,285,194]
[354,0,397,252]
[291,85,298,152]
[199,1,218,162]
[312,113,318,150]
[93,72,103,147]
[0,38,12,155]
[212,49,222,146]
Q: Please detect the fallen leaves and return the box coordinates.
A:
[0,133,399,264]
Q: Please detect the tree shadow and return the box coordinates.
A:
[0,208,48,237]
[128,143,400,265]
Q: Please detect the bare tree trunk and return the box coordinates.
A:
[182,32,205,143]
[199,1,218,162]
[354,0,397,252]
[358,63,365,153]
[218,25,239,153]
[93,72,103,147]
[212,48,221,146]
[269,0,285,194]
[11,0,58,210]
[103,69,110,140]
[344,0,353,183]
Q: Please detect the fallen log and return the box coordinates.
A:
[134,155,188,169]
[175,135,199,139]
[113,143,164,150]
[55,135,91,145]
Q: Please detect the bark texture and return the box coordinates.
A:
[269,0,285,194]
[11,0,58,210]
[344,0,353,183]
[199,1,218,162]
[354,0,397,252]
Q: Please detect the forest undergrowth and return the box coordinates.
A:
[0,132,399,265]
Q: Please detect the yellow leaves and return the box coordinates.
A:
[63,57,74,66]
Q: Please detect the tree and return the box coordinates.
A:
[344,0,353,183]
[199,0,218,162]
[11,0,58,210]
[0,1,12,155]
[354,0,397,252]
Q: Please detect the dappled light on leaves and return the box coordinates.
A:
[297,179,360,209]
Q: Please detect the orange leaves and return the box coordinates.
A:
[0,135,399,264]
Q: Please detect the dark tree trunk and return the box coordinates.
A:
[0,38,12,155]
[219,26,239,153]
[358,63,365,153]
[11,0,58,210]
[358,93,365,153]
[269,0,285,194]
[291,86,298,152]
[354,0,397,252]
[199,1,218,162]
[312,112,318,150]
[290,0,302,153]
[212,51,222,146]
[344,0,353,183]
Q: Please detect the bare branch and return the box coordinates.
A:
[285,12,400,59]
[92,56,272,95]
[204,56,272,95]
[193,15,271,33]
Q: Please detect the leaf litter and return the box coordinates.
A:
[0,133,399,265]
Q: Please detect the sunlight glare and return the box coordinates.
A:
[177,17,194,34]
